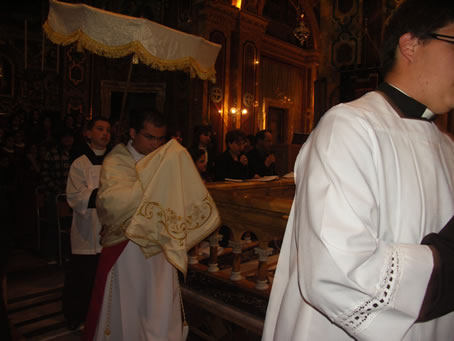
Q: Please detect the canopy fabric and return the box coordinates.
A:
[43,0,221,82]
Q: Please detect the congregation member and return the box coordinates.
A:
[188,124,215,181]
[190,148,208,182]
[84,110,220,341]
[63,117,111,330]
[215,129,251,181]
[247,129,276,178]
[262,0,454,340]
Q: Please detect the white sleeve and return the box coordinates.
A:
[66,156,95,215]
[296,105,433,340]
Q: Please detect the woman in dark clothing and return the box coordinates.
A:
[214,129,251,181]
[188,124,216,181]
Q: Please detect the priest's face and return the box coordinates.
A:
[130,121,167,155]
[414,22,454,113]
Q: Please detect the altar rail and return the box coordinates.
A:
[189,178,295,291]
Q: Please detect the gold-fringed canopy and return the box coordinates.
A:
[43,0,221,82]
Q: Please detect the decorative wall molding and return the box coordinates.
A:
[262,35,320,68]
[239,11,269,33]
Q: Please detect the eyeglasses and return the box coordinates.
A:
[428,33,454,45]
[138,132,167,143]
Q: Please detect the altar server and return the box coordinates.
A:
[262,0,454,340]
[63,117,111,330]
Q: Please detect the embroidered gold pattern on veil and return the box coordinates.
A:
[137,195,215,246]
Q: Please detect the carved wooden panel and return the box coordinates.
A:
[240,41,257,134]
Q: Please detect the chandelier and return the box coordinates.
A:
[293,10,310,46]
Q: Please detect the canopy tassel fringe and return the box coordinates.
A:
[43,21,217,82]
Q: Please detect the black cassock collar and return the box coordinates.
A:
[377,82,435,122]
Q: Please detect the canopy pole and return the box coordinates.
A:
[119,56,134,124]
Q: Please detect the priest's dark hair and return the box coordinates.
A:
[381,0,454,74]
[129,109,167,132]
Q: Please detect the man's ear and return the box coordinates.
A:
[398,33,419,63]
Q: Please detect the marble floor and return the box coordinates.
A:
[5,246,266,341]
[5,249,82,341]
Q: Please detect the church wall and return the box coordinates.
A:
[1,0,453,145]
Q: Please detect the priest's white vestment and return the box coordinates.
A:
[262,91,454,341]
[86,139,220,341]
[94,141,181,341]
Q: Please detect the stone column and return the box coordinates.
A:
[254,247,273,290]
[229,240,244,281]
[208,233,223,272]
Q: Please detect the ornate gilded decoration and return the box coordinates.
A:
[243,92,254,108]
[210,86,223,103]
[137,195,215,247]
[331,0,361,68]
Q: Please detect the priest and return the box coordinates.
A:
[83,110,221,341]
[262,0,454,340]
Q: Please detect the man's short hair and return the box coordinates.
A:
[255,130,271,142]
[129,109,167,132]
[381,0,454,74]
[225,129,245,146]
[86,116,110,130]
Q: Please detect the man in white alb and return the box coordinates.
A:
[83,110,220,341]
[63,117,111,330]
[262,0,454,340]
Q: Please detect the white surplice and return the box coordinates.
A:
[94,140,182,341]
[66,152,103,255]
[262,91,454,341]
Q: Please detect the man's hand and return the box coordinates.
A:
[265,153,276,167]
[239,154,248,166]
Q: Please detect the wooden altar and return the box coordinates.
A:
[182,178,295,339]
